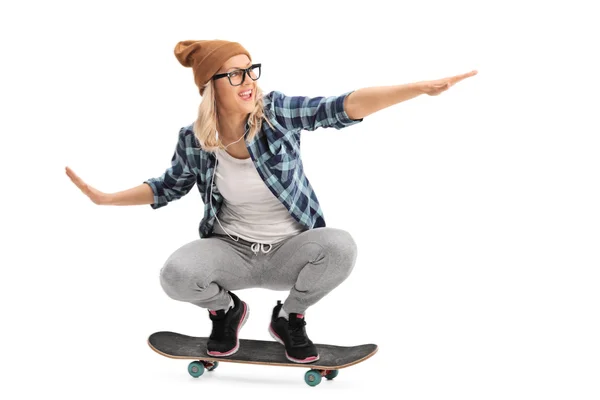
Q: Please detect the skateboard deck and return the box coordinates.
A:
[148,331,378,386]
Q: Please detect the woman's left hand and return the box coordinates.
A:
[418,70,478,96]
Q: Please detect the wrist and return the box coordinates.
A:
[98,193,115,205]
[411,82,426,95]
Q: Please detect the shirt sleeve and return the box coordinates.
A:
[143,127,197,209]
[265,90,363,132]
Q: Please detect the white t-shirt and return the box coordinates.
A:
[211,148,306,244]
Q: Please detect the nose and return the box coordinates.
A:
[242,72,253,86]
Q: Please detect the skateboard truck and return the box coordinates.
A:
[187,359,340,387]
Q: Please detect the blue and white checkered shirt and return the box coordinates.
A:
[144,90,363,238]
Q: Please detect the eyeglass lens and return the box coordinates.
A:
[229,65,261,86]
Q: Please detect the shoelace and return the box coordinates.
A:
[289,319,309,347]
[210,316,235,340]
[251,242,272,255]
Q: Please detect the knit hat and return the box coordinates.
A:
[174,40,251,96]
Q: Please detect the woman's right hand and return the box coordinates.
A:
[65,166,112,205]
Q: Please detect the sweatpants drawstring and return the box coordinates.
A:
[251,242,272,255]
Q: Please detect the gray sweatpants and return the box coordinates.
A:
[159,227,358,314]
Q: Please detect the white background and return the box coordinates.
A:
[1,0,598,398]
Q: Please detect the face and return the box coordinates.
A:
[213,54,257,115]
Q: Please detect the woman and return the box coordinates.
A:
[65,39,477,363]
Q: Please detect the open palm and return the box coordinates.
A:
[421,70,478,96]
[65,166,108,205]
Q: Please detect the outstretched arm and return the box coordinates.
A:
[344,70,478,120]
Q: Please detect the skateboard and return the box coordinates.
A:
[148,331,378,387]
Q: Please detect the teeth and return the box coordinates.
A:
[239,90,252,97]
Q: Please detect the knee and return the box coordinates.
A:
[322,228,358,277]
[159,257,209,300]
[159,259,185,300]
[159,259,180,290]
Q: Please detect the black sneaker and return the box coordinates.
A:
[207,291,249,357]
[269,300,320,363]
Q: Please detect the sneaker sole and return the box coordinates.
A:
[268,324,320,364]
[207,302,249,357]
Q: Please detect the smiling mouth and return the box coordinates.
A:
[239,89,253,100]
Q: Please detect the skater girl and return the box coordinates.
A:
[66,39,476,363]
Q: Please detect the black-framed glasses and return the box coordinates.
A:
[212,63,261,86]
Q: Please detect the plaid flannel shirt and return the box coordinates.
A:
[144,90,363,238]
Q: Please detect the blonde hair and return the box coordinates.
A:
[193,79,273,152]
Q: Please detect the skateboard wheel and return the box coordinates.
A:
[188,361,205,378]
[304,370,322,387]
[206,361,219,371]
[325,370,339,380]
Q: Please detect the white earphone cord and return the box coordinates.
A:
[209,126,273,255]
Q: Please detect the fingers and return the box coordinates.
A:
[451,70,478,84]
[430,70,477,87]
[65,166,88,191]
[425,70,476,96]
[65,166,80,184]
